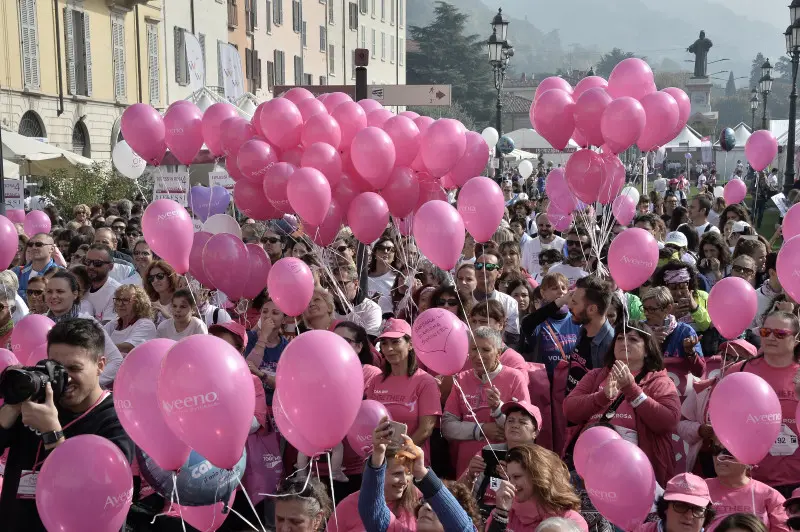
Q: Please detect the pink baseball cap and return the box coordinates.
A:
[209,321,248,352]
[377,318,412,340]
[718,339,757,359]
[501,400,542,431]
[664,473,711,508]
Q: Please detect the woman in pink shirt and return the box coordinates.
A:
[705,443,789,532]
[731,311,800,498]
[442,327,530,477]
[468,300,529,387]
[365,319,442,461]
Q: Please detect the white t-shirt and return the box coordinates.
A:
[157,317,208,341]
[521,235,566,277]
[335,298,383,336]
[84,277,121,323]
[125,272,143,287]
[109,263,136,284]
[697,175,707,189]
[474,290,520,335]
[548,263,589,289]
[693,222,720,239]
[367,271,397,315]
[653,177,668,195]
[104,319,157,349]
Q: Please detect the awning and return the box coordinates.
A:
[1,127,93,175]
[503,149,537,161]
[3,159,19,179]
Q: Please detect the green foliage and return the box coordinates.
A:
[725,71,737,97]
[750,53,766,90]
[407,101,476,132]
[595,48,636,78]
[38,163,142,215]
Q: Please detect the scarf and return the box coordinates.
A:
[47,304,81,323]
[662,314,679,336]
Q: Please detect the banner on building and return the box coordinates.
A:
[3,179,23,210]
[154,171,190,206]
[700,137,713,164]
[209,170,235,194]
[185,33,205,91]
[220,43,244,103]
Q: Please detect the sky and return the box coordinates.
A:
[708,0,787,30]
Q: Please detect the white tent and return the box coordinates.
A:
[1,127,93,175]
[503,149,536,161]
[3,159,19,179]
[235,93,261,116]
[506,128,580,152]
[713,122,751,147]
[664,125,703,149]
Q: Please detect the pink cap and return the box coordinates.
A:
[783,487,800,510]
[209,321,248,352]
[501,400,543,431]
[718,339,757,359]
[377,318,412,340]
[664,473,711,508]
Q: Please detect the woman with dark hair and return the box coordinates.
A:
[368,237,401,316]
[714,513,769,532]
[275,477,333,531]
[505,279,534,320]
[456,263,477,303]
[654,261,712,332]
[142,260,180,326]
[335,320,381,369]
[635,473,716,532]
[698,231,731,283]
[605,294,625,328]
[669,206,691,232]
[718,204,752,232]
[563,322,681,486]
[675,223,700,254]
[432,284,470,323]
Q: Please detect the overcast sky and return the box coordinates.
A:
[708,0,787,30]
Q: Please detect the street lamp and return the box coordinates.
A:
[751,89,760,131]
[759,59,773,130]
[785,12,800,193]
[487,8,513,178]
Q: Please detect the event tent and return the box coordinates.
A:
[3,159,19,179]
[663,125,703,149]
[1,127,93,176]
[505,128,580,152]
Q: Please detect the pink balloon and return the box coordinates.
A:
[322,92,353,113]
[367,108,394,128]
[601,97,646,154]
[235,178,282,221]
[383,116,421,167]
[114,339,191,470]
[258,98,304,151]
[607,58,656,101]
[0,348,19,373]
[10,314,54,359]
[573,87,612,148]
[273,394,320,456]
[276,330,364,453]
[723,178,747,205]
[399,111,420,120]
[177,493,235,532]
[565,149,606,204]
[237,139,279,182]
[745,130,779,171]
[381,167,420,218]
[287,168,332,226]
[0,216,17,270]
[281,146,303,167]
[416,180,447,210]
[599,155,626,205]
[347,400,392,457]
[5,209,24,224]
[142,200,194,274]
[164,102,204,165]
[263,162,296,214]
[225,156,247,183]
[297,97,328,122]
[413,200,465,271]
[449,131,490,187]
[637,91,680,152]
[412,308,470,376]
[202,103,240,157]
[608,228,659,290]
[243,243,272,299]
[159,335,256,469]
[348,192,390,244]
[662,87,691,139]
[189,232,215,288]
[202,233,250,301]
[547,204,573,232]
[458,176,505,243]
[545,168,578,214]
[220,117,256,158]
[24,342,48,366]
[573,76,608,99]
[281,86,315,105]
[778,236,800,302]
[120,103,167,165]
[23,210,51,236]
[707,277,758,339]
[306,199,344,247]
[351,127,396,188]
[531,89,576,151]
[583,439,656,530]
[534,76,574,102]
[784,204,800,240]
[333,174,363,211]
[573,426,622,477]
[611,195,637,226]
[167,99,196,113]
[708,372,782,464]
[421,119,467,177]
[358,99,384,113]
[414,115,434,133]
[301,113,342,149]
[36,435,133,532]
[331,101,368,150]
[301,142,342,186]
[572,128,589,149]
[267,257,315,316]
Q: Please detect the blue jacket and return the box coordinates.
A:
[12,259,60,299]
[578,318,615,370]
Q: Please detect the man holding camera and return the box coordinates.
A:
[0,318,134,531]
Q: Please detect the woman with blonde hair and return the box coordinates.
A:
[301,288,336,332]
[103,284,157,353]
[488,444,588,532]
[142,259,180,326]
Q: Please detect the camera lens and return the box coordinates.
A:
[0,369,38,405]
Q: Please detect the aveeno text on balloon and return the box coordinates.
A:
[161,391,220,413]
[103,487,134,510]
[745,413,782,424]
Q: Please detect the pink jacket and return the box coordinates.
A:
[487,499,588,532]
[677,377,715,473]
[563,368,681,486]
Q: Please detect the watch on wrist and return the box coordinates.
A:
[41,430,64,445]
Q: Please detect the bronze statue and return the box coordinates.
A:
[687,31,713,78]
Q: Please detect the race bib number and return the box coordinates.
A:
[16,470,38,499]
[770,424,799,457]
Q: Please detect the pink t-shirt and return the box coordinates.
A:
[736,357,800,488]
[326,491,416,532]
[457,347,529,388]
[706,478,789,532]
[365,368,442,460]
[445,366,530,477]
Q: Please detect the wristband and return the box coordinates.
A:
[493,509,509,523]
[630,392,647,408]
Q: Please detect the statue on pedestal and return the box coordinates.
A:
[687,31,713,78]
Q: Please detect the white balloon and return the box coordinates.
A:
[620,186,640,204]
[518,159,534,178]
[481,127,500,148]
[203,214,242,238]
[112,141,146,180]
[714,186,724,198]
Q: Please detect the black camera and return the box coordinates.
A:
[0,360,70,405]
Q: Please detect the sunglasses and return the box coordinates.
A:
[83,259,111,268]
[759,327,795,339]
[148,272,167,282]
[732,264,755,276]
[437,298,459,307]
[27,241,52,248]
[667,282,690,291]
[336,245,350,253]
[261,236,281,244]
[26,289,44,297]
[376,245,395,253]
[670,501,707,519]
[127,231,141,238]
[474,262,501,272]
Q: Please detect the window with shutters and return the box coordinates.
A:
[359,0,367,13]
[302,21,307,47]
[380,0,384,20]
[319,26,326,52]
[266,60,275,90]
[246,48,260,92]
[199,33,206,74]
[111,15,126,101]
[328,43,335,74]
[370,28,375,58]
[147,23,160,105]
[291,1,300,32]
[319,75,326,85]
[294,55,302,85]
[266,0,272,32]
[245,0,252,32]
[64,7,92,97]
[360,25,365,48]
[174,27,189,85]
[348,3,358,30]
[390,0,395,24]
[399,37,403,65]
[273,0,283,26]
[389,35,394,64]
[328,1,334,24]
[399,0,403,27]
[304,73,313,85]
[228,0,238,28]
[273,50,285,85]
[19,0,40,90]
[380,32,385,61]
[252,0,258,30]
[351,49,356,79]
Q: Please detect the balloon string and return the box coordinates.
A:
[446,271,493,389]
[237,477,268,532]
[149,472,188,532]
[451,378,506,478]
[327,452,340,532]
[260,452,315,498]
[227,506,262,531]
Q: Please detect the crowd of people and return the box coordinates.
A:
[0,169,798,532]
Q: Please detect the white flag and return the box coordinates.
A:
[221,44,244,103]
[185,33,205,91]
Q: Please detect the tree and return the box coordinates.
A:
[776,55,792,80]
[407,101,476,132]
[595,48,636,78]
[750,52,766,90]
[725,71,737,96]
[654,71,690,90]
[407,2,494,126]
[39,163,141,215]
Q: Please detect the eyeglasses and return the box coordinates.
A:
[261,236,281,244]
[643,305,664,313]
[336,245,350,253]
[732,264,755,276]
[83,258,111,268]
[26,289,44,297]
[474,262,501,272]
[341,336,359,346]
[133,250,152,257]
[437,298,459,307]
[148,272,167,282]
[376,245,395,253]
[113,297,132,304]
[759,327,795,339]
[112,226,126,232]
[27,241,52,248]
[669,501,707,519]
[126,232,141,238]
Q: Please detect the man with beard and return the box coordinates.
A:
[473,250,519,342]
[82,244,121,324]
[93,228,135,283]
[0,318,134,531]
[548,227,590,289]
[521,213,565,278]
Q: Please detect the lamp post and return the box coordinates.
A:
[759,59,774,131]
[785,9,800,193]
[750,89,760,131]
[487,8,513,178]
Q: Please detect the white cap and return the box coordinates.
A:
[731,221,751,233]
[665,231,688,248]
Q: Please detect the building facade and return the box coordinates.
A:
[0,0,163,163]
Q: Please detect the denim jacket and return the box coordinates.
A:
[12,259,60,299]
[579,318,615,370]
